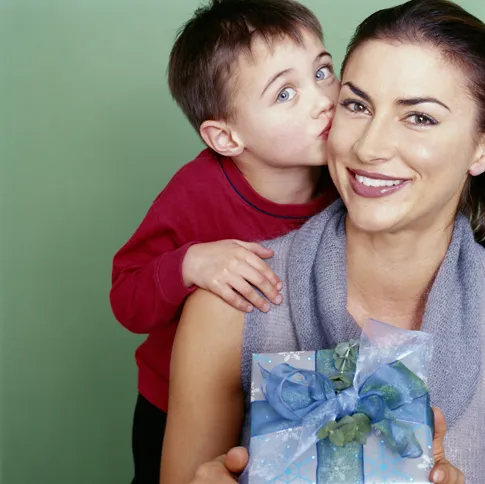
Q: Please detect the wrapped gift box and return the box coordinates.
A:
[243,320,434,484]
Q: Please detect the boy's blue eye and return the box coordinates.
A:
[315,66,332,81]
[277,87,297,103]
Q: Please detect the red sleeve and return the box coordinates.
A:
[110,170,199,334]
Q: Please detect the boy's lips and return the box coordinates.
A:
[320,120,332,140]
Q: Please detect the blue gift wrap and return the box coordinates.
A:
[243,320,435,484]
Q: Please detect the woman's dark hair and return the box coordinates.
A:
[342,0,485,246]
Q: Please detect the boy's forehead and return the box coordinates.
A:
[235,29,326,79]
[245,29,324,64]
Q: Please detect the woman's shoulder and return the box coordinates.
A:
[182,288,245,326]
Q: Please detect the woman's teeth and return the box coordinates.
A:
[355,174,404,187]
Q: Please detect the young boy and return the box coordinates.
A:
[109,0,339,482]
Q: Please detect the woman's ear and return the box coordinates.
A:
[199,120,244,157]
[469,136,485,176]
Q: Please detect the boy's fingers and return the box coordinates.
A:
[237,265,282,306]
[218,285,253,312]
[239,241,274,259]
[235,241,283,291]
[230,278,270,312]
[245,253,282,290]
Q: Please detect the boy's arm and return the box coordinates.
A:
[110,166,283,334]
[160,289,245,484]
[110,180,198,334]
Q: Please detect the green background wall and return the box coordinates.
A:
[2,0,483,482]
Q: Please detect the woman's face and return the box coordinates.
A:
[328,40,485,235]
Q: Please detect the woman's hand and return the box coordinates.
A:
[189,447,248,484]
[430,408,465,484]
[187,409,466,484]
[186,408,465,484]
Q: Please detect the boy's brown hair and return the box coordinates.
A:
[168,0,323,131]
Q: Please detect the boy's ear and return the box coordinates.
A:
[200,120,244,157]
[469,136,485,176]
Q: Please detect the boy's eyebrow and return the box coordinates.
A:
[343,81,451,112]
[315,51,332,62]
[261,50,332,98]
[261,69,292,98]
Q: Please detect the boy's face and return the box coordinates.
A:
[230,29,339,168]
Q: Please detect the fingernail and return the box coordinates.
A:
[432,468,445,483]
[275,294,283,304]
[276,282,283,290]
[247,305,254,312]
[262,303,270,312]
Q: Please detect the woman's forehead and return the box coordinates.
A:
[341,40,471,108]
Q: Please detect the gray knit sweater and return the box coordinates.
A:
[241,200,485,483]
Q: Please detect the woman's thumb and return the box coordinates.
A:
[224,447,249,474]
[432,407,447,462]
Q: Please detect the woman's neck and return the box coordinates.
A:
[346,220,453,330]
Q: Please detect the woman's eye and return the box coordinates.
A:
[315,66,332,81]
[340,100,369,114]
[407,113,437,126]
[277,87,297,103]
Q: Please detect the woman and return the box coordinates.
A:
[160,1,485,483]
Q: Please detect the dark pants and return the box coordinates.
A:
[131,394,167,484]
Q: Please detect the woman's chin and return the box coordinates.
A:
[346,206,404,235]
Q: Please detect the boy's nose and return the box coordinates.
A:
[312,90,334,119]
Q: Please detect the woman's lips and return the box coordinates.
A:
[347,168,411,198]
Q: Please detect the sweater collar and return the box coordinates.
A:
[287,199,483,427]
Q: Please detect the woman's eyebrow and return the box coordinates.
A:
[343,81,452,112]
[396,97,451,112]
[342,81,372,103]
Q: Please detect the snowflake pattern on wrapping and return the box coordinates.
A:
[417,454,433,473]
[277,351,302,362]
[251,380,262,401]
[274,427,301,443]
[270,454,317,484]
[318,451,359,483]
[364,436,420,483]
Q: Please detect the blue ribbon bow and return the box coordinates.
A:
[254,359,430,459]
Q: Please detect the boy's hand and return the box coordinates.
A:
[182,240,282,312]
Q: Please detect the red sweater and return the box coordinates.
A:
[110,149,337,411]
